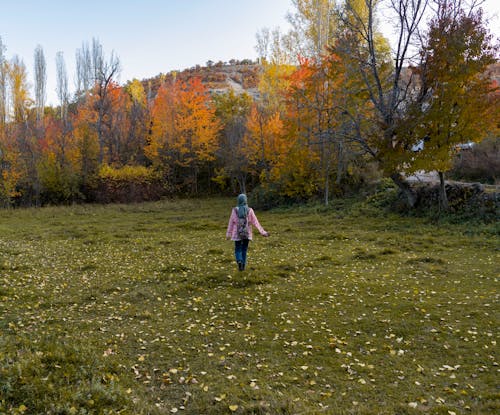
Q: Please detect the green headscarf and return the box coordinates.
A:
[237,193,248,218]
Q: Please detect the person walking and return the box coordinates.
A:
[226,194,269,271]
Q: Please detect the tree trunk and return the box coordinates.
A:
[438,171,449,211]
[238,174,246,194]
[97,111,104,164]
[192,165,198,195]
[336,140,344,187]
[390,172,418,208]
[324,171,329,206]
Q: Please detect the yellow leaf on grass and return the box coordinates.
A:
[229,404,239,411]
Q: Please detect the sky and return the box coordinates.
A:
[0,0,293,104]
[0,0,499,106]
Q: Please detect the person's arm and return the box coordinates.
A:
[226,208,237,239]
[248,208,269,237]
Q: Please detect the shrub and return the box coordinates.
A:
[449,137,499,184]
[94,165,166,203]
[249,183,294,210]
[38,158,82,205]
[364,178,399,208]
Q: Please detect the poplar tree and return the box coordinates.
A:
[34,45,46,125]
[0,37,7,133]
[56,52,69,122]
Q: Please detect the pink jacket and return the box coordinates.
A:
[226,207,267,241]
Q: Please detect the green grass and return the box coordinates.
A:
[0,198,498,414]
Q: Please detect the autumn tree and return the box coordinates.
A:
[37,51,78,203]
[286,0,338,58]
[285,55,355,204]
[245,102,291,185]
[147,75,179,177]
[174,77,220,194]
[73,97,99,192]
[253,0,377,203]
[90,39,121,163]
[0,37,9,203]
[213,89,252,193]
[241,61,302,199]
[405,1,499,209]
[258,61,296,112]
[257,0,340,64]
[335,0,428,207]
[8,55,41,205]
[9,56,31,124]
[105,82,132,164]
[148,76,220,194]
[0,65,23,204]
[124,79,149,165]
[37,113,81,203]
[0,37,7,132]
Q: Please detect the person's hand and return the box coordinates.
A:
[264,231,270,237]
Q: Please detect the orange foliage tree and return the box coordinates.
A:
[37,113,81,203]
[175,77,221,193]
[146,76,179,173]
[104,82,132,165]
[148,77,220,194]
[242,62,297,197]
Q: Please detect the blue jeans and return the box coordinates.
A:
[234,239,249,266]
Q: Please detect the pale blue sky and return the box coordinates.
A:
[0,0,498,105]
[0,0,293,104]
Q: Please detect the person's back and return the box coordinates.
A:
[226,194,269,271]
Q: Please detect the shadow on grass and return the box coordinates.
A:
[175,221,220,231]
[352,249,378,260]
[406,256,446,265]
[198,270,273,289]
[0,262,31,272]
[318,232,349,241]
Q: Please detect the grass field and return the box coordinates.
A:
[0,198,498,414]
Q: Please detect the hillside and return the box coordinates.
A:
[138,61,499,101]
[140,60,262,99]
